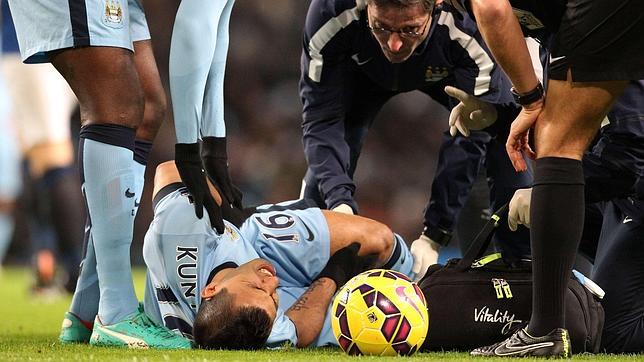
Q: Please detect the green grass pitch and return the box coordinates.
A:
[0,267,640,361]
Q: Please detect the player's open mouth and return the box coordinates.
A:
[258,264,276,277]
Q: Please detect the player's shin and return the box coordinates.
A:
[528,157,585,336]
[79,124,139,325]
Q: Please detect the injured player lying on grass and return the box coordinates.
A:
[140,161,417,349]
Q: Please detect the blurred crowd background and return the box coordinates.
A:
[2,0,456,271]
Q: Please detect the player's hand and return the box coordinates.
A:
[317,242,369,289]
[201,137,243,209]
[444,86,498,137]
[332,203,354,215]
[175,143,225,234]
[506,100,542,172]
[410,235,441,282]
[508,188,532,231]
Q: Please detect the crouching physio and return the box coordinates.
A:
[142,162,414,349]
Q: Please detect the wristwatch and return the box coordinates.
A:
[511,82,544,106]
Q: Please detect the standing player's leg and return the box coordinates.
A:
[200,0,234,138]
[591,199,644,353]
[169,0,230,144]
[527,76,625,337]
[130,0,167,214]
[61,38,167,343]
[51,46,142,325]
[131,38,166,216]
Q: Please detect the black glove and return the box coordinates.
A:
[316,242,371,289]
[175,142,225,234]
[201,137,243,209]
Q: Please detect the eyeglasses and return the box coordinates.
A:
[367,13,431,40]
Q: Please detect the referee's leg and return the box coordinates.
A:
[527,76,626,336]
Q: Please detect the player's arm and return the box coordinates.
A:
[469,0,540,94]
[435,5,520,137]
[153,161,222,206]
[285,278,337,347]
[300,0,358,214]
[286,243,369,347]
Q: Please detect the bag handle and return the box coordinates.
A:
[454,203,508,271]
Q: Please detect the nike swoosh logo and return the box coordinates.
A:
[623,216,633,224]
[351,53,372,66]
[549,55,565,64]
[302,220,315,241]
[94,326,149,349]
[395,286,424,322]
[494,341,554,356]
[125,188,136,198]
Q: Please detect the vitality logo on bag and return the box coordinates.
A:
[474,306,523,335]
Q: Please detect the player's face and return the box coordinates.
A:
[205,258,280,320]
[367,4,432,63]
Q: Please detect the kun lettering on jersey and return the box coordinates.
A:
[176,246,198,310]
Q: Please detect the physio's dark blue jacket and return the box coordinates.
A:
[300,0,529,250]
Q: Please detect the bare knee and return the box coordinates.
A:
[51,47,145,128]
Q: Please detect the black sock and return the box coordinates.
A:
[528,157,585,336]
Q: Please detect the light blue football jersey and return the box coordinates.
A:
[143,188,330,346]
[143,187,413,347]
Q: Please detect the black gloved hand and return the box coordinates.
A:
[175,142,225,234]
[201,137,243,209]
[316,242,371,289]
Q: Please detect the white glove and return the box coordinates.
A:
[332,203,354,215]
[444,86,498,137]
[410,235,441,282]
[508,188,532,231]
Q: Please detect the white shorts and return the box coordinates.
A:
[7,0,151,63]
[1,54,77,150]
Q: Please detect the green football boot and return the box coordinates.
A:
[59,312,93,344]
[89,310,192,349]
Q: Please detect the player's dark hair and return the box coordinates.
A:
[367,0,435,13]
[193,288,273,350]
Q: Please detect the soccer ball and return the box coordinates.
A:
[331,269,428,356]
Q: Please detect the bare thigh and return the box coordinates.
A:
[50,47,144,129]
[535,75,626,159]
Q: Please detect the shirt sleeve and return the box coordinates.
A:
[299,0,361,211]
[265,309,298,348]
[437,7,515,105]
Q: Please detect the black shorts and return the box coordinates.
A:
[548,0,644,81]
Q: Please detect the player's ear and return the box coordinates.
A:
[201,282,217,299]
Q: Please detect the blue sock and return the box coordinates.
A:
[69,233,99,322]
[383,234,415,278]
[78,124,138,325]
[0,213,14,264]
[68,138,152,323]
